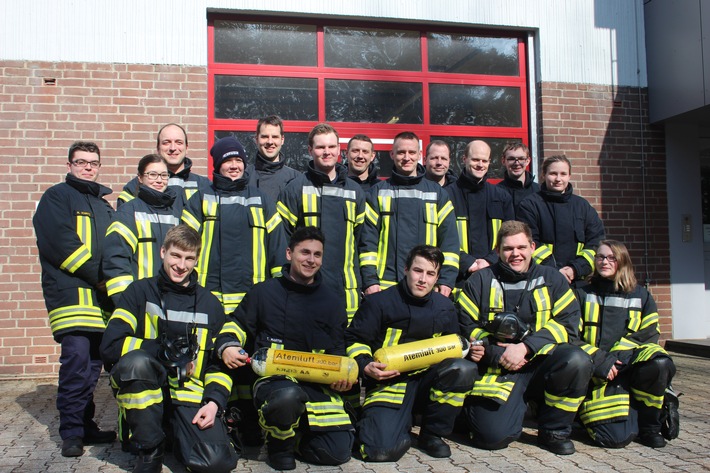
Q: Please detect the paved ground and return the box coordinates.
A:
[1,352,708,473]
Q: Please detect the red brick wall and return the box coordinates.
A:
[0,60,209,377]
[537,82,671,339]
[0,62,672,378]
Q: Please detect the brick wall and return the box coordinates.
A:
[0,61,672,378]
[0,60,209,377]
[537,82,671,339]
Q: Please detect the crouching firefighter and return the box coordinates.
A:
[457,221,593,455]
[574,240,678,449]
[345,244,477,462]
[100,225,238,473]
[216,226,354,471]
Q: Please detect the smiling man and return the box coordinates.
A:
[246,115,300,202]
[457,220,591,455]
[497,142,540,217]
[423,140,455,187]
[446,140,514,286]
[346,245,476,462]
[346,134,379,191]
[277,123,367,324]
[100,225,238,473]
[360,132,460,298]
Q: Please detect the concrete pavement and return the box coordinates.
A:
[1,351,708,472]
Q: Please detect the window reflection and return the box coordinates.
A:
[428,33,519,75]
[326,80,423,124]
[431,136,508,178]
[324,27,421,71]
[430,84,521,127]
[214,76,318,120]
[214,21,316,66]
[215,131,311,173]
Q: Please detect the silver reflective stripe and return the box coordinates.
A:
[134,212,180,226]
[378,188,437,201]
[602,296,642,309]
[220,195,262,206]
[167,178,198,188]
[322,186,357,200]
[145,301,209,325]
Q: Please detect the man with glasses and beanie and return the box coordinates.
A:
[497,142,540,218]
[33,141,116,457]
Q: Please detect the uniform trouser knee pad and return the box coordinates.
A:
[545,345,593,394]
[111,349,167,386]
[472,433,518,451]
[362,436,411,462]
[632,356,676,395]
[434,358,478,392]
[255,383,308,430]
[300,431,354,466]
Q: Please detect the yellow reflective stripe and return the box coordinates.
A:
[76,214,92,257]
[306,400,350,428]
[143,307,160,340]
[345,288,359,326]
[265,212,282,233]
[120,336,143,356]
[106,221,138,251]
[135,215,153,280]
[111,308,138,332]
[48,304,105,333]
[628,309,642,332]
[181,208,201,231]
[456,217,469,253]
[377,195,392,279]
[424,202,437,246]
[458,291,480,322]
[633,344,667,363]
[206,371,233,393]
[532,286,552,331]
[430,388,466,407]
[579,343,599,356]
[107,275,134,297]
[470,373,515,402]
[364,202,378,225]
[170,388,203,404]
[438,199,454,222]
[191,328,209,380]
[470,327,488,341]
[552,288,575,316]
[363,382,407,406]
[490,218,502,250]
[343,200,358,295]
[220,292,246,314]
[631,387,663,409]
[544,391,585,412]
[443,251,459,269]
[347,342,371,358]
[578,245,595,268]
[116,388,163,410]
[302,188,319,228]
[219,320,248,347]
[639,311,659,332]
[489,279,504,316]
[250,206,267,285]
[383,327,403,347]
[276,201,298,227]
[118,190,135,204]
[359,251,378,267]
[579,386,629,425]
[60,244,91,273]
[196,196,218,287]
[583,297,600,346]
[542,319,568,343]
[259,408,298,440]
[532,244,553,264]
[379,280,397,290]
[610,338,638,352]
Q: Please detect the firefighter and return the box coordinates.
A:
[517,155,605,285]
[497,141,540,218]
[32,141,116,457]
[575,240,677,449]
[346,134,379,192]
[103,154,179,305]
[345,245,476,462]
[360,132,460,298]
[457,220,592,454]
[118,123,210,212]
[217,227,354,471]
[100,225,238,473]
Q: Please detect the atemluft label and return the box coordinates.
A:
[272,350,341,372]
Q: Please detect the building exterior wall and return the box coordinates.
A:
[0,60,670,377]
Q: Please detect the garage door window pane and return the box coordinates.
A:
[324,27,421,71]
[214,21,316,66]
[326,80,423,124]
[429,84,521,127]
[214,76,318,120]
[428,33,519,75]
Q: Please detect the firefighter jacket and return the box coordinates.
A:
[246,151,301,203]
[347,162,379,192]
[117,157,211,213]
[360,166,460,290]
[181,171,287,314]
[33,174,115,341]
[517,184,605,281]
[574,277,669,425]
[277,161,366,322]
[497,170,540,218]
[100,268,232,410]
[103,185,180,305]
[345,280,460,406]
[446,171,514,280]
[457,261,582,402]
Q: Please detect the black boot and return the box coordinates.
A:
[133,443,164,473]
[418,430,451,458]
[267,437,296,471]
[538,430,575,455]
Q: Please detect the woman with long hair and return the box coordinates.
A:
[575,240,677,449]
[517,155,605,284]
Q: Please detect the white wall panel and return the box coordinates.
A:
[0,0,646,86]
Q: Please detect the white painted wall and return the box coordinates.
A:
[0,0,646,86]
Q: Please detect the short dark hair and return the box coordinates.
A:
[137,154,166,175]
[393,131,420,148]
[163,224,201,256]
[497,221,533,250]
[425,139,450,157]
[308,123,339,148]
[68,141,100,162]
[256,115,284,136]
[156,123,188,148]
[405,245,444,273]
[347,134,373,151]
[501,141,530,158]
[288,226,325,250]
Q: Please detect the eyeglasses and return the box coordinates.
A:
[505,156,528,163]
[143,171,170,181]
[70,159,101,169]
[595,254,617,263]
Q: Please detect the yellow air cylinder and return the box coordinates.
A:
[249,347,359,384]
[373,333,470,373]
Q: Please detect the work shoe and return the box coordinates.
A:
[83,428,116,444]
[538,430,575,455]
[661,385,681,440]
[418,432,451,458]
[268,451,296,471]
[639,432,667,449]
[133,444,164,473]
[61,436,83,457]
